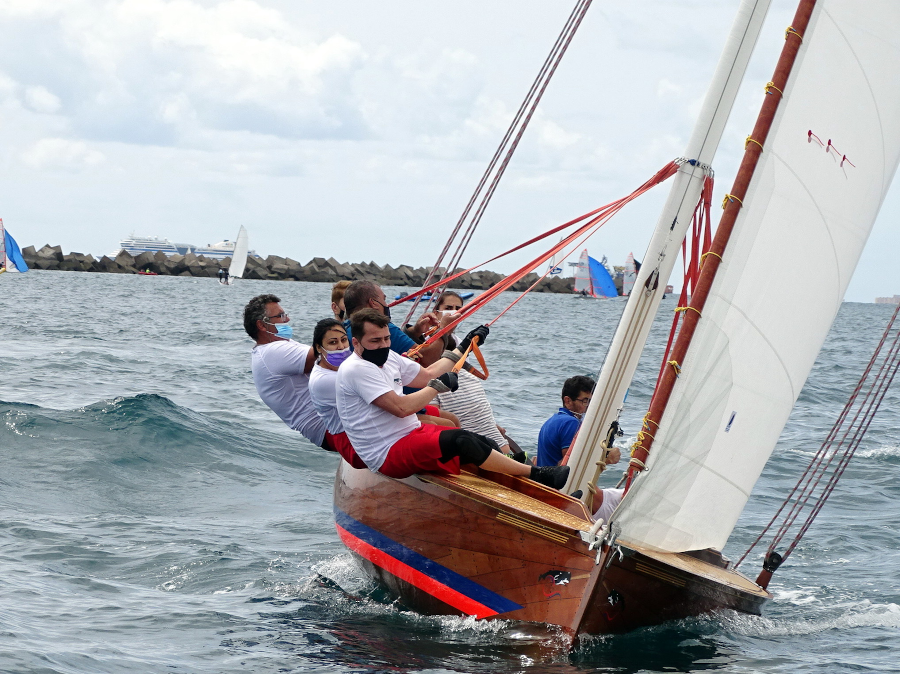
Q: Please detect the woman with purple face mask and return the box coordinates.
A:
[308,318,367,469]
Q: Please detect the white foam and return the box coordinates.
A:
[722,600,900,636]
[775,588,821,606]
[858,444,900,459]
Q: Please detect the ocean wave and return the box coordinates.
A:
[721,600,900,636]
[857,444,900,459]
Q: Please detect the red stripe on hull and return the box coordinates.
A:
[335,523,499,618]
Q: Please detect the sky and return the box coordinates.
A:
[0,0,896,301]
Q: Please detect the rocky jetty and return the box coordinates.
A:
[19,245,578,294]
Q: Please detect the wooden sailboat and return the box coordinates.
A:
[333,0,900,637]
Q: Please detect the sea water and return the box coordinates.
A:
[1,271,898,673]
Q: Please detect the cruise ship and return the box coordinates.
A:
[114,235,193,257]
[113,235,256,261]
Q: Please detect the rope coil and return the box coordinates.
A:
[764,81,784,96]
[722,194,744,209]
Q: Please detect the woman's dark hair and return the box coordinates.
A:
[436,291,464,309]
[313,318,345,356]
[243,294,280,339]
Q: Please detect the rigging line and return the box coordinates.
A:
[406,163,679,347]
[411,202,624,351]
[403,0,594,325]
[772,328,900,553]
[390,161,679,310]
[736,302,900,569]
[439,0,594,287]
[768,318,900,548]
[780,332,900,560]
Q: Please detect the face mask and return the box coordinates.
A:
[361,346,390,367]
[323,346,351,367]
[338,309,345,320]
[382,304,391,322]
[270,322,293,340]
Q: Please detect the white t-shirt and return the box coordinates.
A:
[251,340,325,447]
[308,364,343,434]
[337,350,422,471]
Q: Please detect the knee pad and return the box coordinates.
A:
[438,429,494,465]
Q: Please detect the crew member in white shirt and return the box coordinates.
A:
[336,308,570,489]
[307,317,367,468]
[244,293,337,453]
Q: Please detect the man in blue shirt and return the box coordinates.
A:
[538,376,610,467]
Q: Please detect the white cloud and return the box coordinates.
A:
[24,85,61,113]
[657,79,682,98]
[21,138,105,169]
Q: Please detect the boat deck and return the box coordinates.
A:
[417,471,593,533]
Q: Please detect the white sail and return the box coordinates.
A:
[572,249,593,295]
[564,0,772,494]
[228,226,249,282]
[613,0,900,553]
[0,219,6,271]
[621,253,636,296]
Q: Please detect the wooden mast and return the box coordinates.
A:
[627,0,818,483]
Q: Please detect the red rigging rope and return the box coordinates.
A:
[403,0,595,325]
[737,301,900,589]
[654,177,714,393]
[402,161,680,356]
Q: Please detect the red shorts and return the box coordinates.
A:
[324,431,368,470]
[378,423,460,479]
[423,404,441,417]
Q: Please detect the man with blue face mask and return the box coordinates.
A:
[244,294,330,452]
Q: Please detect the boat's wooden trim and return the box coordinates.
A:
[334,463,770,635]
[617,539,769,597]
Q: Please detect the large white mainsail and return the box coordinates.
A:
[613,0,900,553]
[564,0,772,494]
[228,225,249,283]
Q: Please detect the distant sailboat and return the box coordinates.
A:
[0,219,29,275]
[621,252,637,296]
[223,226,249,285]
[548,236,564,275]
[572,249,617,298]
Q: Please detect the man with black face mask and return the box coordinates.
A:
[336,309,570,490]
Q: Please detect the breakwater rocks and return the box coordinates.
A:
[20,245,577,293]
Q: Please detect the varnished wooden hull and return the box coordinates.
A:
[333,462,770,635]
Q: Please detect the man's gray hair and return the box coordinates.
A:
[243,294,281,339]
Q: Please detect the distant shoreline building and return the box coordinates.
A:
[875,295,900,305]
[113,234,256,261]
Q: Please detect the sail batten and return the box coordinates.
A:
[613,0,900,553]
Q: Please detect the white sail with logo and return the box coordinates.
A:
[613,0,900,553]
[621,253,636,296]
[572,249,593,295]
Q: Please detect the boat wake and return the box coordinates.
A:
[719,600,900,637]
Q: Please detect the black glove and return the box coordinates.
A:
[458,325,489,353]
[428,371,459,393]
